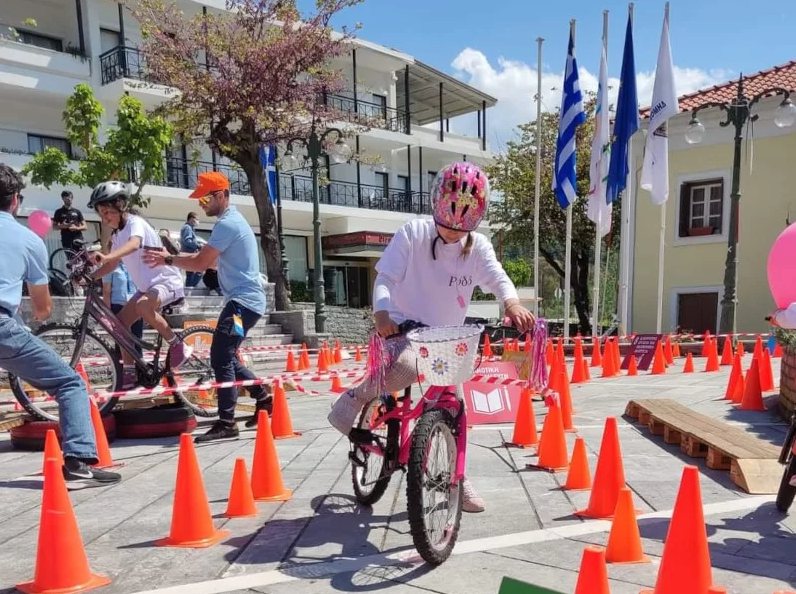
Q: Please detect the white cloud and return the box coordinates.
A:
[449,48,730,151]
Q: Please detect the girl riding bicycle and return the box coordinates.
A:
[328,161,536,513]
[88,181,190,389]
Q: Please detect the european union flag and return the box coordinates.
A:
[606,13,639,203]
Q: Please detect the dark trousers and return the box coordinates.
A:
[185,271,203,287]
[111,303,143,358]
[211,301,266,422]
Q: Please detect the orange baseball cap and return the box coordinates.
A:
[189,171,230,198]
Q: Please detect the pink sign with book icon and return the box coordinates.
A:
[462,361,524,425]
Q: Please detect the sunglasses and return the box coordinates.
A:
[198,190,222,206]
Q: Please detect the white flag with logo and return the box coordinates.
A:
[587,44,611,236]
[641,8,678,205]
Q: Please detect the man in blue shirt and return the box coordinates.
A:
[143,172,270,443]
[180,212,202,287]
[0,163,121,488]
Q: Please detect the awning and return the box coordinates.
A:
[322,231,394,257]
[397,60,498,125]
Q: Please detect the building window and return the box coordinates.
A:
[16,30,62,52]
[27,134,73,159]
[678,179,723,238]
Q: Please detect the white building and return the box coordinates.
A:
[0,0,496,310]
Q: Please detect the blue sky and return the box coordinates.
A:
[299,0,794,148]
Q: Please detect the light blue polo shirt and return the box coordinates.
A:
[208,205,266,315]
[103,263,136,306]
[0,211,49,316]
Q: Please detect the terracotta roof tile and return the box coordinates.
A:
[639,60,796,118]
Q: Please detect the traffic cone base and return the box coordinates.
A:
[156,528,230,549]
[16,573,111,594]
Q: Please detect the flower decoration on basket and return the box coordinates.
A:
[432,358,449,375]
[419,346,429,358]
[455,342,469,357]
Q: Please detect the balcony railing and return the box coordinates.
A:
[323,94,409,134]
[156,156,431,216]
[99,46,153,85]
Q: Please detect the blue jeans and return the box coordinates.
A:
[185,271,203,287]
[211,301,266,422]
[0,316,97,463]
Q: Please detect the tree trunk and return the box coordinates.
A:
[240,156,290,312]
[539,246,592,336]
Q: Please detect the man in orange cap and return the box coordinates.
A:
[144,172,270,441]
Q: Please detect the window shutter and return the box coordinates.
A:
[678,182,690,237]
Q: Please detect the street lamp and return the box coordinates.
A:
[684,75,795,336]
[283,122,351,334]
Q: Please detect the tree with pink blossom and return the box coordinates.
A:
[132,0,363,310]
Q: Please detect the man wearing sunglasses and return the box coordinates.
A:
[142,172,271,442]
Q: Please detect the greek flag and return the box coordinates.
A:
[552,28,586,209]
[259,144,278,205]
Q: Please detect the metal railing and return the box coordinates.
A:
[99,46,152,85]
[323,94,409,134]
[162,157,250,195]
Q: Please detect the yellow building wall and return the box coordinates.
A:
[631,131,796,335]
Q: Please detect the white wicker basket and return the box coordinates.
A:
[406,324,484,386]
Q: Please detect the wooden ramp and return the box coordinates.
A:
[625,398,783,494]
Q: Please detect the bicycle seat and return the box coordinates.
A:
[162,297,185,315]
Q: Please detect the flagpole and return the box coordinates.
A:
[654,2,670,335]
[534,36,543,320]
[592,10,608,337]
[618,2,635,337]
[563,19,576,340]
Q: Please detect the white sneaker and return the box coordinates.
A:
[327,392,363,435]
[461,477,485,513]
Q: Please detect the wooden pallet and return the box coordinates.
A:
[625,398,783,494]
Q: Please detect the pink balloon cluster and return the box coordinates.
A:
[27,210,52,238]
[767,222,796,308]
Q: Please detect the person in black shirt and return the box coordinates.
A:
[52,190,86,251]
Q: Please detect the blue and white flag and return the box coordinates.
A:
[259,144,278,205]
[552,28,586,209]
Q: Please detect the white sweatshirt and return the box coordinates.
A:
[373,219,518,326]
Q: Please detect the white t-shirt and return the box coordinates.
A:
[373,218,518,326]
[111,214,183,293]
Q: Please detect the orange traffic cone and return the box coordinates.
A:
[571,349,586,384]
[738,358,766,412]
[574,546,611,594]
[601,342,618,378]
[250,410,293,501]
[157,433,229,548]
[683,352,695,373]
[650,342,667,375]
[663,336,674,365]
[88,399,119,469]
[701,331,711,357]
[591,337,602,367]
[334,346,343,365]
[42,429,63,475]
[582,356,591,381]
[527,400,568,472]
[720,337,733,366]
[761,348,775,392]
[300,344,310,370]
[775,342,783,358]
[330,374,345,393]
[224,458,258,518]
[355,345,363,362]
[672,341,681,358]
[270,380,300,439]
[16,459,111,594]
[736,340,745,358]
[753,334,764,362]
[732,371,746,404]
[316,349,328,374]
[482,335,493,358]
[640,465,720,594]
[576,417,626,519]
[285,349,297,372]
[503,388,538,449]
[704,338,720,372]
[627,355,638,376]
[564,436,592,491]
[557,367,576,432]
[75,361,93,394]
[605,487,649,564]
[724,354,741,400]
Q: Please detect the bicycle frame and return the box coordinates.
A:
[361,384,468,486]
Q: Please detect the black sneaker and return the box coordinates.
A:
[62,458,121,490]
[244,397,274,428]
[194,420,240,443]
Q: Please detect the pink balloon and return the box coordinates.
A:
[767,222,796,308]
[28,209,52,238]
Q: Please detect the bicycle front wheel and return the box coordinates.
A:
[169,325,219,418]
[406,408,463,566]
[10,323,121,421]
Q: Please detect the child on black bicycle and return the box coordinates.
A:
[328,161,535,513]
[88,181,190,389]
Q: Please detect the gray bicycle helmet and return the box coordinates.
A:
[88,181,130,210]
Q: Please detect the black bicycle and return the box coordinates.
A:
[10,243,220,421]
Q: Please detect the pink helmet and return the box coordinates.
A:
[430,162,490,232]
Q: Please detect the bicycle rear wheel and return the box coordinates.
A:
[10,323,121,421]
[351,396,397,506]
[406,408,462,566]
[169,325,219,418]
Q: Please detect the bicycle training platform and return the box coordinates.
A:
[1,352,796,594]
